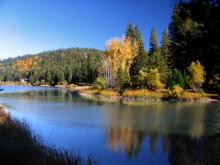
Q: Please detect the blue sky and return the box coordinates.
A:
[0,0,173,59]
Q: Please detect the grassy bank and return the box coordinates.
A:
[78,88,215,103]
[123,89,210,102]
[0,106,97,165]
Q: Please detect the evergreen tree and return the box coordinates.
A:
[169,0,220,82]
[161,29,171,66]
[149,28,159,54]
[167,69,186,88]
[117,67,130,91]
[125,23,135,40]
[149,50,169,83]
[130,26,149,87]
[45,70,51,84]
[66,66,72,84]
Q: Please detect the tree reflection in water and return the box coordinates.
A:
[104,102,220,164]
[105,127,220,164]
[105,127,146,159]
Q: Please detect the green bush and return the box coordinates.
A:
[167,69,186,88]
[93,77,108,89]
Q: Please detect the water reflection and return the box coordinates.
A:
[106,127,220,164]
[102,95,220,163]
[0,87,220,164]
[106,127,146,158]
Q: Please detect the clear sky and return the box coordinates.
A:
[0,0,174,59]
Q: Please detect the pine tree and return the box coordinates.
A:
[125,23,135,40]
[149,28,159,54]
[130,26,149,87]
[149,50,169,83]
[117,66,130,90]
[161,29,171,66]
[66,66,72,84]
[45,70,51,84]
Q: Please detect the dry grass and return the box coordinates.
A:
[81,88,209,102]
[83,88,119,97]
[180,91,206,101]
[122,89,208,101]
[122,89,163,99]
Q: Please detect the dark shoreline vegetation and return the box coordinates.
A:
[0,106,97,165]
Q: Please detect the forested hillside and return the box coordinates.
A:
[0,48,103,85]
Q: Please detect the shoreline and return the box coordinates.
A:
[78,91,218,105]
[0,83,219,104]
[67,86,219,104]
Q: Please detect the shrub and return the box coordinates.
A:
[139,68,164,90]
[171,84,184,98]
[167,69,186,88]
[93,77,108,89]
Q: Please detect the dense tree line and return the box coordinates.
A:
[169,0,220,89]
[0,0,219,93]
[95,0,219,93]
[0,48,103,85]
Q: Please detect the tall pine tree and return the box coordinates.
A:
[125,23,135,40]
[161,29,171,66]
[130,26,149,87]
[149,28,159,54]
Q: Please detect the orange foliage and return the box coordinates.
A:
[15,58,33,71]
[15,57,40,72]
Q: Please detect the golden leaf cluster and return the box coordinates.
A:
[105,37,138,79]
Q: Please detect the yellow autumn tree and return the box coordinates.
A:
[105,37,138,86]
[187,60,206,89]
[139,68,164,90]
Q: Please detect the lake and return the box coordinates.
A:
[0,86,220,165]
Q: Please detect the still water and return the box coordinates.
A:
[0,86,220,165]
